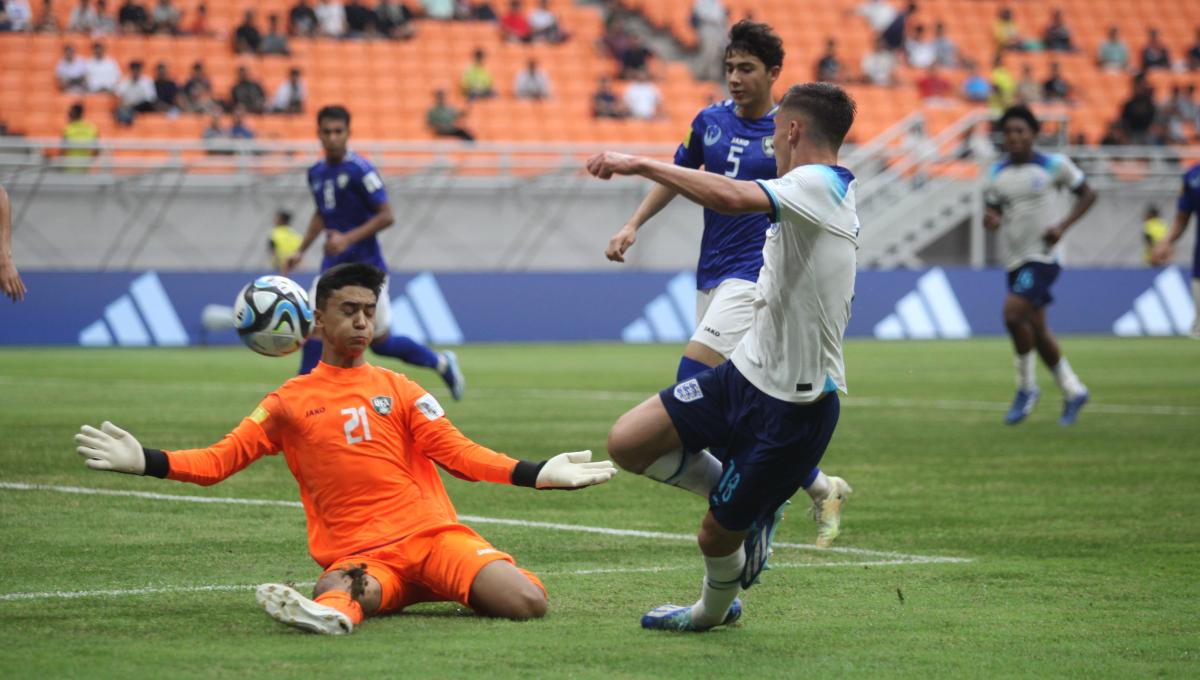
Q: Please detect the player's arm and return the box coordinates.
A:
[1153,209,1194,265]
[337,201,394,248]
[607,184,678,263]
[0,185,26,302]
[325,167,394,257]
[283,211,324,274]
[588,152,770,216]
[1043,181,1096,246]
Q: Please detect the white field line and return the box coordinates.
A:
[0,482,970,565]
[3,374,1192,417]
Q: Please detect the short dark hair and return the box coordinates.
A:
[725,20,785,69]
[315,263,385,310]
[998,104,1040,134]
[779,82,856,150]
[316,105,351,127]
[275,209,292,224]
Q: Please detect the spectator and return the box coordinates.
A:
[375,0,415,40]
[116,0,147,33]
[1161,85,1191,144]
[1186,27,1200,71]
[601,22,632,66]
[1042,8,1073,52]
[62,102,99,169]
[862,36,897,86]
[692,0,727,82]
[461,48,495,99]
[468,1,498,21]
[426,89,475,141]
[234,9,261,54]
[1178,84,1198,131]
[906,23,936,69]
[499,0,530,43]
[344,0,376,37]
[1015,64,1039,104]
[881,1,916,52]
[917,65,951,102]
[56,44,89,93]
[1042,61,1071,103]
[1141,28,1170,71]
[84,41,120,93]
[989,53,1015,113]
[270,67,306,114]
[35,0,61,32]
[853,0,897,43]
[187,1,210,35]
[622,68,661,120]
[1142,206,1168,265]
[957,122,995,161]
[618,32,652,80]
[202,114,225,143]
[153,61,179,113]
[260,13,290,54]
[815,38,842,83]
[182,61,211,108]
[151,0,180,34]
[315,0,345,37]
[1120,76,1158,144]
[67,0,98,32]
[421,0,453,20]
[961,60,990,103]
[1097,26,1128,71]
[229,111,254,139]
[5,0,33,30]
[592,76,628,118]
[529,0,564,43]
[230,66,266,114]
[289,0,317,36]
[92,0,115,34]
[514,58,551,100]
[1099,119,1128,146]
[932,21,956,68]
[993,6,1023,52]
[114,60,156,125]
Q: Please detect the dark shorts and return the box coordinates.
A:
[659,361,840,532]
[1007,261,1062,309]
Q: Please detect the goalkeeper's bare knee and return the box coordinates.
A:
[314,565,383,615]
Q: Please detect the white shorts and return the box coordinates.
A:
[690,278,757,358]
[309,273,391,341]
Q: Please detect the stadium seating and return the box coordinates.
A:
[0,0,1197,145]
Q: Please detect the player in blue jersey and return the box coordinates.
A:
[1152,162,1200,338]
[604,21,851,547]
[283,106,465,399]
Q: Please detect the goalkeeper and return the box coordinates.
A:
[73,263,616,635]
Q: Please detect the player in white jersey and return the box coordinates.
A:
[984,106,1096,426]
[587,82,858,632]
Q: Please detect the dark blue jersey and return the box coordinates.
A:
[308,151,389,271]
[674,100,778,290]
[1177,162,1200,277]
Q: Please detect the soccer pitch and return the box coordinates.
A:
[1,339,1197,678]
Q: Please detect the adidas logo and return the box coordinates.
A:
[79,272,188,347]
[1112,267,1195,336]
[622,272,697,343]
[389,272,463,345]
[873,267,971,340]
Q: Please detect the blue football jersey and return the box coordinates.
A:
[674,100,777,290]
[1177,162,1200,276]
[308,151,389,271]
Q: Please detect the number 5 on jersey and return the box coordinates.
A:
[342,406,373,444]
[725,141,747,178]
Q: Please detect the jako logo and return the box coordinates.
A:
[873,268,971,340]
[78,272,188,347]
[622,272,697,343]
[389,272,464,345]
[1112,267,1195,336]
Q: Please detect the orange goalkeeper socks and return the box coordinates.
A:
[315,590,364,626]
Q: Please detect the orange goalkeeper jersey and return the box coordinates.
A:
[162,362,520,567]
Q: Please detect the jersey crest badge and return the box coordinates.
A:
[762,136,775,157]
[415,393,445,421]
[703,124,722,146]
[371,396,393,416]
[337,172,350,188]
[673,379,704,403]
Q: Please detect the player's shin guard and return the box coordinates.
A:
[298,338,323,375]
[372,334,440,369]
[690,547,745,628]
[643,448,723,498]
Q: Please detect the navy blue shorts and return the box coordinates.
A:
[1007,262,1061,309]
[659,361,840,532]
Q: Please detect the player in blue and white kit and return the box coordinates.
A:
[984,106,1096,425]
[283,106,464,398]
[1152,162,1200,338]
[604,21,850,548]
[588,82,859,631]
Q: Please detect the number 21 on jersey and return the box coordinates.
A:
[342,406,373,444]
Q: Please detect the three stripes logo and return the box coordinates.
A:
[873,268,971,340]
[1112,267,1195,336]
[388,272,463,345]
[78,272,188,347]
[622,272,697,343]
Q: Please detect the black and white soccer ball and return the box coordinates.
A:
[233,275,314,357]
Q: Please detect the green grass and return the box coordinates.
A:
[1,339,1198,678]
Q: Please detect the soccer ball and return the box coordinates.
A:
[233,275,314,357]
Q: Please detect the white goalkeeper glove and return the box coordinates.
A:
[74,421,146,475]
[535,450,617,489]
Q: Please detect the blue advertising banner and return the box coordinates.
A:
[0,267,1194,346]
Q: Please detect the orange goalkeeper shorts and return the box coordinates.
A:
[321,523,545,614]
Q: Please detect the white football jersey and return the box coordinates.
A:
[984,152,1086,271]
[731,165,859,404]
